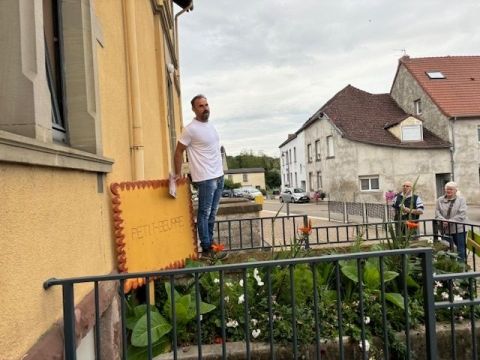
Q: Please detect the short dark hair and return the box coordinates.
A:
[191,94,207,107]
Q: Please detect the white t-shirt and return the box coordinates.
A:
[179,118,224,182]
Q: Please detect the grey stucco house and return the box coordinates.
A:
[301,85,450,203]
[280,55,480,204]
[391,55,480,203]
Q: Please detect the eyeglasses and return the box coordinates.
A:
[402,185,411,187]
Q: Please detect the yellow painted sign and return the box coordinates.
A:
[110,179,197,292]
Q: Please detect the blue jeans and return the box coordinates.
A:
[451,232,467,261]
[196,176,223,251]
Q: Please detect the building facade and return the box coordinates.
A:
[279,131,307,191]
[300,85,451,203]
[391,56,480,202]
[281,56,480,204]
[225,168,266,190]
[0,0,192,358]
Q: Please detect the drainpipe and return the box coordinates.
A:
[449,117,456,181]
[124,0,145,180]
[174,3,193,65]
[173,2,193,139]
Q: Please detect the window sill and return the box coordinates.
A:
[0,130,113,173]
[326,156,335,159]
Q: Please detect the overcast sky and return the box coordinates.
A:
[178,0,479,158]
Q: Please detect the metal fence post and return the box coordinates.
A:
[62,283,77,360]
[343,202,347,223]
[421,249,438,359]
[327,200,331,221]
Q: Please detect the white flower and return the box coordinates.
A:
[441,292,449,300]
[256,279,265,287]
[226,319,239,328]
[254,268,259,277]
[213,278,220,284]
[239,279,244,287]
[427,237,434,244]
[200,315,203,321]
[364,316,370,324]
[435,281,443,288]
[252,329,261,338]
[224,296,230,303]
[226,282,233,287]
[251,318,258,326]
[238,294,245,304]
[359,339,370,352]
[453,294,463,301]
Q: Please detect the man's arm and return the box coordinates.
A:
[174,141,187,177]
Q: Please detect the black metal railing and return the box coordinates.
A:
[45,248,438,360]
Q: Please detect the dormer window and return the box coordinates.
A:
[426,71,445,79]
[401,124,423,142]
[414,99,422,115]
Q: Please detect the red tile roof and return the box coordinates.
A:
[303,85,450,149]
[397,56,480,117]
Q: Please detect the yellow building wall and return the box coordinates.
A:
[0,1,183,358]
[0,165,115,359]
[228,172,266,189]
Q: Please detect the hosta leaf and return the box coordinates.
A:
[385,292,405,310]
[131,312,172,347]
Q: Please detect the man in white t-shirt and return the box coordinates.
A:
[174,94,226,259]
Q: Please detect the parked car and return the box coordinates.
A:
[279,187,310,203]
[232,188,244,197]
[222,189,234,197]
[241,187,263,200]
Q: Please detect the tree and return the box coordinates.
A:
[265,169,281,190]
[224,179,242,190]
[225,150,280,190]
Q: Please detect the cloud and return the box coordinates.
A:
[178,0,479,157]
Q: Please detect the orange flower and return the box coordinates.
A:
[211,243,225,252]
[405,220,419,229]
[298,220,313,235]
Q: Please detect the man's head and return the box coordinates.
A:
[402,181,413,194]
[191,94,210,122]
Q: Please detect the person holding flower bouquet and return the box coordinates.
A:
[392,181,424,238]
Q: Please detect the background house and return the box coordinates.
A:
[391,55,480,202]
[301,85,451,203]
[0,0,192,358]
[279,131,307,191]
[225,167,266,190]
[280,55,480,204]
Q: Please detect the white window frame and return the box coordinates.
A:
[414,99,422,115]
[316,171,322,189]
[359,176,380,191]
[401,125,423,142]
[326,136,334,158]
[315,139,320,161]
[307,143,312,162]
